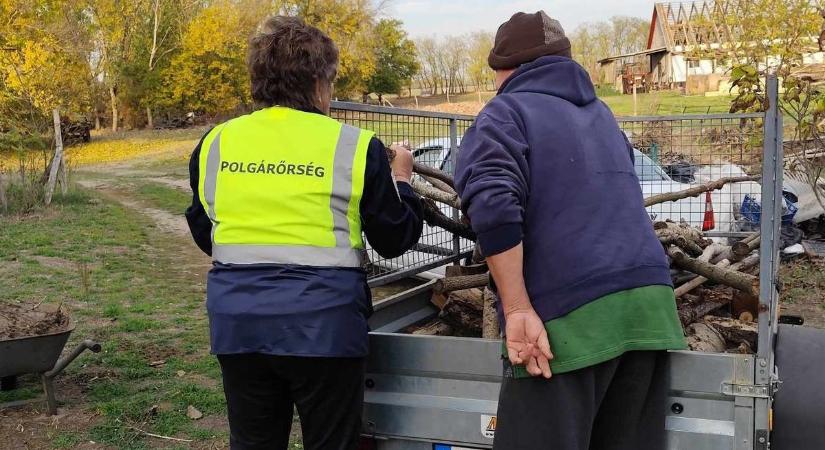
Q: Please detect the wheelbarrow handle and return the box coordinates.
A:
[44,339,102,379]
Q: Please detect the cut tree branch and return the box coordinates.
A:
[413,162,455,189]
[420,174,457,195]
[421,200,476,241]
[412,178,460,209]
[675,253,759,297]
[644,176,760,207]
[668,246,759,297]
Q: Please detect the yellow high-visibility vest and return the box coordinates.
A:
[198,107,373,267]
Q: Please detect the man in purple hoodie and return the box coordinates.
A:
[455,11,687,450]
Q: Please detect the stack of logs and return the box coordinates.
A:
[391,147,762,353]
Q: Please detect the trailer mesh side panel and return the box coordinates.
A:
[332,102,772,285]
[331,103,474,286]
[617,113,767,238]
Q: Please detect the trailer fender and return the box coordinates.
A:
[771,324,825,450]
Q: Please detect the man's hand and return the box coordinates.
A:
[505,305,553,379]
[389,141,413,184]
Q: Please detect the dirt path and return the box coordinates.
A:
[75,179,190,237]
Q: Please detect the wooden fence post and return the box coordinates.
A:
[58,155,68,195]
[0,169,7,213]
[44,109,64,205]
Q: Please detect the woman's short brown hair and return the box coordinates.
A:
[247,16,339,110]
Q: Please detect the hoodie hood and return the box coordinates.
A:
[499,56,597,107]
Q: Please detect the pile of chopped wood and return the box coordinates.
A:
[392,145,763,353]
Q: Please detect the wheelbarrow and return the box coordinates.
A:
[0,320,101,415]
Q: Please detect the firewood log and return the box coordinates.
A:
[445,264,489,277]
[439,289,483,336]
[704,316,758,350]
[412,319,454,336]
[482,287,500,339]
[686,322,727,352]
[678,297,730,327]
[713,232,760,263]
[674,252,760,297]
[668,247,759,297]
[644,176,761,207]
[434,273,489,295]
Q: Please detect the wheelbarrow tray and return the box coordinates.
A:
[0,323,74,378]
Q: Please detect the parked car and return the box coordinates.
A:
[413,136,763,234]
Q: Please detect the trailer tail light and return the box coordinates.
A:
[702,191,715,231]
[357,436,377,450]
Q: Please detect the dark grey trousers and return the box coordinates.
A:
[217,354,365,450]
[494,351,668,450]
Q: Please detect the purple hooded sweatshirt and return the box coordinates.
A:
[455,55,672,322]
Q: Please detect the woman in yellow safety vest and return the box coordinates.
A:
[185,16,423,450]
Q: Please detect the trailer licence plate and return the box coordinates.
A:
[433,446,480,450]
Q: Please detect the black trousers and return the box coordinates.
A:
[217,354,366,450]
[494,351,668,450]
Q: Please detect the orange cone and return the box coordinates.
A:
[702,191,715,231]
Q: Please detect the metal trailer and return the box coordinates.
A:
[328,76,825,450]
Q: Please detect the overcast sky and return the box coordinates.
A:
[389,0,655,37]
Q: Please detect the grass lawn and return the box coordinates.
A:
[0,149,306,448]
[601,91,733,117]
[392,89,733,118]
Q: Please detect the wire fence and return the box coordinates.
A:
[332,103,780,285]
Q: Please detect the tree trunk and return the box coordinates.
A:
[109,85,118,132]
[94,109,101,130]
[434,273,489,295]
[146,106,154,129]
[668,247,759,297]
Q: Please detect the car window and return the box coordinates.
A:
[634,150,670,182]
[413,146,444,167]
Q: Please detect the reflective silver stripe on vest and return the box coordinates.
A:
[203,123,363,267]
[330,124,360,247]
[203,130,223,242]
[212,244,363,267]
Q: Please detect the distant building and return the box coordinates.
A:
[598,1,824,95]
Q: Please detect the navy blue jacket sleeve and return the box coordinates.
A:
[185,132,213,256]
[360,137,424,258]
[185,134,423,260]
[455,110,530,257]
